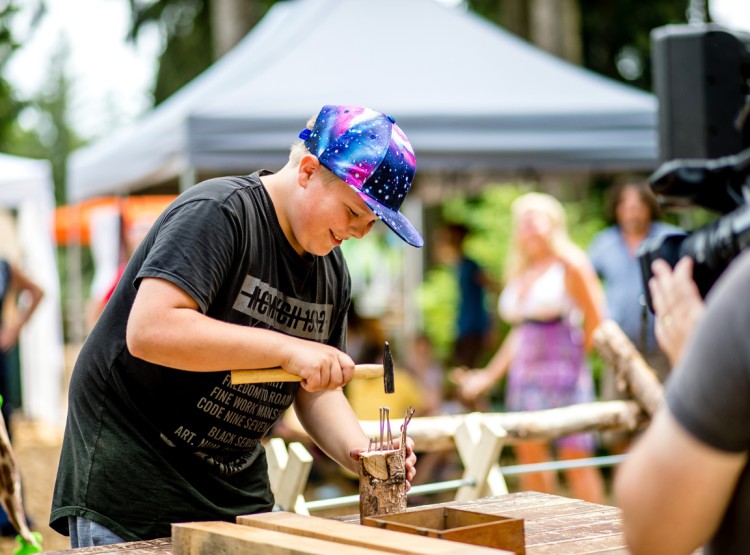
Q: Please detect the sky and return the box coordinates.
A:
[6,0,162,139]
[4,0,750,140]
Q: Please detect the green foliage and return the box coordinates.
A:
[128,0,276,105]
[0,1,29,151]
[418,266,458,362]
[579,0,687,91]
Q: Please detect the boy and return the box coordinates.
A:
[51,105,420,547]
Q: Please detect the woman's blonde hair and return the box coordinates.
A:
[504,192,586,280]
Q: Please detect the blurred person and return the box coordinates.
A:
[434,223,496,369]
[616,252,749,554]
[588,179,682,383]
[0,258,43,536]
[51,105,418,547]
[405,334,446,417]
[452,192,605,503]
[588,179,681,455]
[0,259,44,432]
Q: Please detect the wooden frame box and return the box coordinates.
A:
[364,507,525,555]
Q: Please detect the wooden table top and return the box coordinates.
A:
[45,491,628,554]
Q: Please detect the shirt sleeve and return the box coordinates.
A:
[666,251,750,453]
[136,197,239,314]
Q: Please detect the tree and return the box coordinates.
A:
[127,0,274,105]
[468,0,690,91]
[0,1,45,151]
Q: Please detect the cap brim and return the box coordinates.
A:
[354,190,424,248]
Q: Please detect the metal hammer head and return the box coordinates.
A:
[383,341,395,394]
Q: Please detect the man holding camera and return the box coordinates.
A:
[615,252,750,554]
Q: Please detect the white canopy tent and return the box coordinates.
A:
[0,153,65,425]
[67,0,658,202]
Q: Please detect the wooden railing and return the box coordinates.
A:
[267,320,663,514]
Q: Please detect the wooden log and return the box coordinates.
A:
[358,448,407,524]
[280,400,645,453]
[593,319,665,416]
[366,400,644,452]
[237,511,504,554]
[358,408,415,523]
[0,411,37,548]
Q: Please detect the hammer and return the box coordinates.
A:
[230,341,395,394]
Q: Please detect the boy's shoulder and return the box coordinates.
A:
[186,173,265,201]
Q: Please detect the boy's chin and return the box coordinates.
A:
[305,243,335,257]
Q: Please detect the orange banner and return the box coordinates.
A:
[54,195,177,246]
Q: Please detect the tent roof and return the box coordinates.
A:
[68,0,658,202]
[0,152,65,424]
[0,152,54,208]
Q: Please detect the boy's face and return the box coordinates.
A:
[291,158,378,256]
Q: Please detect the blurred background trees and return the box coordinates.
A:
[0,0,695,360]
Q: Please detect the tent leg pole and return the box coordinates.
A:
[401,197,424,349]
[66,204,85,347]
[180,167,197,193]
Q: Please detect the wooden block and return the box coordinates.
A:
[172,521,384,555]
[358,448,407,523]
[365,508,525,555]
[238,511,506,554]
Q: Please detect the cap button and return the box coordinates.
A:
[386,114,396,124]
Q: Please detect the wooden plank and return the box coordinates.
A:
[525,533,629,555]
[43,538,173,554]
[238,511,508,554]
[523,510,622,536]
[494,501,618,521]
[172,521,385,555]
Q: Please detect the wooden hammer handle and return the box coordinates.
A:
[230,363,384,385]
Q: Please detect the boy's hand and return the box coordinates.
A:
[282,341,356,392]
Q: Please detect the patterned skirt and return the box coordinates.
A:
[505,319,596,453]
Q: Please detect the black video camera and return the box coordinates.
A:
[638,23,750,312]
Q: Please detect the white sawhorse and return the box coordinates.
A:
[266,437,313,514]
[453,412,508,501]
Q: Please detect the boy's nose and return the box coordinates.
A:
[350,219,375,239]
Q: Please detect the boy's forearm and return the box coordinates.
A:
[294,389,368,474]
[128,306,297,371]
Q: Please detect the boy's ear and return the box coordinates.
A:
[297,154,321,188]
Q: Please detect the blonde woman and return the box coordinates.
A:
[453,192,605,503]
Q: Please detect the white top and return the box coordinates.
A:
[499,262,574,324]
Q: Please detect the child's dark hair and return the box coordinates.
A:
[444,222,470,246]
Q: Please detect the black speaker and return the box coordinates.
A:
[651,24,750,162]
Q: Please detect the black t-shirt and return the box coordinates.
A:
[50,173,350,540]
[666,250,750,554]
